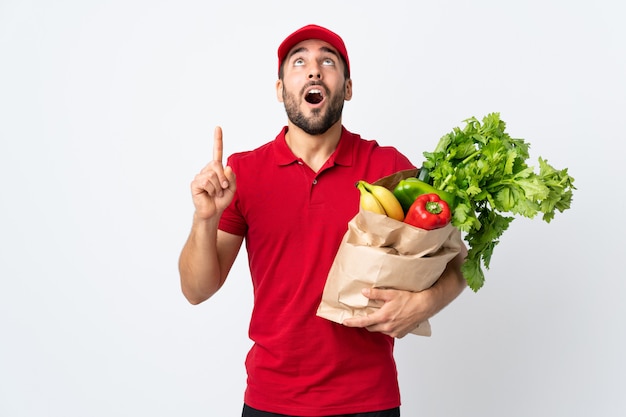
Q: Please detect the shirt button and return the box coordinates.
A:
[312,179,318,185]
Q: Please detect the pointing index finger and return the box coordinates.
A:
[213,126,223,163]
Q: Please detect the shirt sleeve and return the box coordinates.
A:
[394,148,417,171]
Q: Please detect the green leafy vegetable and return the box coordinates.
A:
[421,113,576,292]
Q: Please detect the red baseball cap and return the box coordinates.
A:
[277,24,350,77]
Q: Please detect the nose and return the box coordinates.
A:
[308,65,322,79]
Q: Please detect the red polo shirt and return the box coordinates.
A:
[219,126,415,416]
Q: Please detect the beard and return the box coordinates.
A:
[282,82,345,135]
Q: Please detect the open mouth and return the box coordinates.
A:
[305,88,324,104]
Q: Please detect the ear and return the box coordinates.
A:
[276,79,284,103]
[344,79,353,101]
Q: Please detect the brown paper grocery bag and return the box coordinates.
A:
[316,170,463,336]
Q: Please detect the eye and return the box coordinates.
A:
[294,58,305,66]
[322,58,335,66]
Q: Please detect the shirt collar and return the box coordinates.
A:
[273,126,355,167]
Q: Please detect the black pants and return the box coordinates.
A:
[242,404,400,417]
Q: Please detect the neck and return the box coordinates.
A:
[284,121,343,172]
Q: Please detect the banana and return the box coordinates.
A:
[358,180,405,221]
[357,181,386,215]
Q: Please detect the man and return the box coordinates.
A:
[179,24,467,417]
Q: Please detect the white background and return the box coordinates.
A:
[1,0,624,416]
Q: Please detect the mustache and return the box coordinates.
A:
[301,81,328,95]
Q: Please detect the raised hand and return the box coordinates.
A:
[190,126,237,220]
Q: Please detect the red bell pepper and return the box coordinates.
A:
[403,193,451,230]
